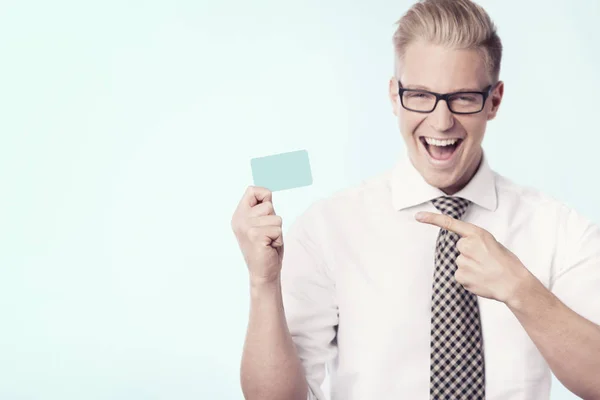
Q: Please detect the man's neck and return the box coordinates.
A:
[440,151,483,196]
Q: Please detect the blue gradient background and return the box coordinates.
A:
[1,0,598,399]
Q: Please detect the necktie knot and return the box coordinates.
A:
[431,196,471,220]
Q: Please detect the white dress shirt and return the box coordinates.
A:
[280,153,600,400]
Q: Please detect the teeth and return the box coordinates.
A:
[423,137,460,147]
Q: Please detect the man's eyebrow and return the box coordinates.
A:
[403,84,483,92]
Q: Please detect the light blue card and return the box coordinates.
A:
[250,150,313,192]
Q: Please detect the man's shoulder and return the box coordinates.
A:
[314,167,393,214]
[329,168,392,203]
[292,167,394,228]
[493,170,598,234]
[493,170,566,210]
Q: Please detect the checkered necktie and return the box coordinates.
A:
[430,196,485,400]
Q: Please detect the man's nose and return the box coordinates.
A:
[428,99,455,132]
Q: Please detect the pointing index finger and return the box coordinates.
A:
[415,211,477,237]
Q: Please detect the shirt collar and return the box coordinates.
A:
[390,151,498,212]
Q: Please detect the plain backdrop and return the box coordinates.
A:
[1,0,599,398]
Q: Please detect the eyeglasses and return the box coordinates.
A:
[397,80,495,115]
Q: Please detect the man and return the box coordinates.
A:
[231,0,600,399]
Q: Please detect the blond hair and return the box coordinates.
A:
[392,0,502,83]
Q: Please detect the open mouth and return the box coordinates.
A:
[419,136,464,162]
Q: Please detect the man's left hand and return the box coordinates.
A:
[415,211,533,304]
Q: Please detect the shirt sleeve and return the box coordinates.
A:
[280,202,339,400]
[550,205,600,325]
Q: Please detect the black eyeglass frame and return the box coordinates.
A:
[397,80,496,115]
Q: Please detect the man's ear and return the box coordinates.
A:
[389,77,401,117]
[487,80,504,121]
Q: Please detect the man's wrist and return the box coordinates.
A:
[503,269,537,312]
[504,270,554,315]
[250,274,281,296]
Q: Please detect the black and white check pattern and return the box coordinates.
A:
[430,196,485,400]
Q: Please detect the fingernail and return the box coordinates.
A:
[415,212,425,221]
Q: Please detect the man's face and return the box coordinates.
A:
[388,40,504,195]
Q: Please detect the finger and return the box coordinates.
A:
[455,254,478,270]
[249,201,275,217]
[454,267,467,285]
[243,186,273,209]
[456,237,478,257]
[455,271,473,291]
[250,215,282,228]
[415,211,480,237]
[454,265,476,288]
[247,225,283,247]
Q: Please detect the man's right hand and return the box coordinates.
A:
[231,186,284,286]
